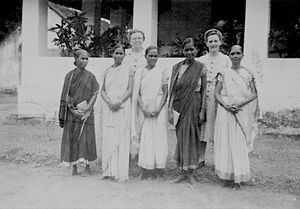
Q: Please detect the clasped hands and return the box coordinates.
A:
[107,99,123,112]
[142,107,160,118]
[225,103,242,113]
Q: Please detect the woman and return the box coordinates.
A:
[168,38,207,185]
[198,29,231,168]
[100,45,134,181]
[59,49,99,176]
[124,29,147,159]
[214,45,259,190]
[132,46,169,180]
[123,29,147,74]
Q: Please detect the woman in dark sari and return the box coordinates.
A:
[168,38,207,185]
[59,49,99,176]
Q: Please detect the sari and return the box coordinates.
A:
[169,60,206,171]
[214,67,259,183]
[59,68,99,165]
[131,65,169,169]
[101,64,132,181]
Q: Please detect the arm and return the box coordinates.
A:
[153,84,168,117]
[137,92,152,118]
[100,73,113,110]
[111,71,134,110]
[199,73,207,123]
[214,80,239,113]
[235,80,258,108]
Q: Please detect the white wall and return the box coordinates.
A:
[243,0,300,112]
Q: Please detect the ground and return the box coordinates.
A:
[0,93,299,209]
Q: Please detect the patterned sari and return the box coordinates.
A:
[214,67,259,183]
[59,68,99,165]
[169,60,206,170]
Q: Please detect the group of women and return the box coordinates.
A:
[58,28,259,190]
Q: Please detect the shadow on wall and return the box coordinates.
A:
[0,25,22,94]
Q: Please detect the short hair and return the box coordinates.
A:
[145,46,158,56]
[204,29,223,42]
[128,29,145,41]
[183,37,195,48]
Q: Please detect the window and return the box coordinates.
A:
[268,0,300,58]
[157,0,245,57]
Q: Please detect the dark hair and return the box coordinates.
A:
[128,29,145,41]
[145,46,158,56]
[183,37,195,48]
[113,44,125,54]
[204,28,223,42]
[228,44,243,55]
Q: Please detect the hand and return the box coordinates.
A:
[225,104,241,114]
[141,107,152,118]
[150,109,160,118]
[199,110,206,124]
[59,119,64,128]
[168,110,174,124]
[110,100,123,112]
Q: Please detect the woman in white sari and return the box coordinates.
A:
[132,46,169,179]
[100,45,134,181]
[214,45,259,190]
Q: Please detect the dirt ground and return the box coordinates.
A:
[0,93,300,209]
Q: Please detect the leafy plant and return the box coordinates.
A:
[51,11,129,57]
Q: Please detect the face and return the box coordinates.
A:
[130,32,144,49]
[113,47,125,65]
[145,49,158,66]
[206,34,221,53]
[75,52,89,69]
[183,42,197,60]
[229,46,243,64]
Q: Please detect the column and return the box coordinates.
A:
[133,0,158,47]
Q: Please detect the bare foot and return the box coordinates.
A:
[137,170,147,180]
[222,180,233,188]
[101,176,111,180]
[173,173,186,183]
[156,169,166,181]
[187,175,196,185]
[71,165,78,176]
[197,161,205,170]
[234,183,241,191]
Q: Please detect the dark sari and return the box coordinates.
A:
[59,68,99,164]
[169,60,206,170]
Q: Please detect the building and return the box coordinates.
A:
[19,0,300,118]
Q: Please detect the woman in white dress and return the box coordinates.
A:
[198,29,231,168]
[214,45,259,190]
[100,45,134,181]
[131,46,169,179]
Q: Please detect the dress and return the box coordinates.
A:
[214,67,259,183]
[59,68,99,165]
[123,48,146,74]
[101,64,133,181]
[169,60,206,170]
[198,53,231,142]
[132,65,169,169]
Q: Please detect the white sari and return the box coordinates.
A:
[131,65,169,169]
[101,64,132,181]
[214,67,259,183]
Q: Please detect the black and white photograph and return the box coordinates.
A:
[0,0,299,208]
